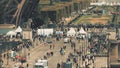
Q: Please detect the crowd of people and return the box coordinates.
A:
[0,23,112,68]
[55,28,109,68]
[0,40,33,68]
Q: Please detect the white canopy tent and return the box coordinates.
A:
[37,29,53,36]
[79,27,87,35]
[6,31,16,38]
[6,31,16,35]
[15,26,22,33]
[67,28,76,37]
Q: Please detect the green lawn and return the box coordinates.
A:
[73,14,112,25]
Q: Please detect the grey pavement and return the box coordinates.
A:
[2,37,108,68]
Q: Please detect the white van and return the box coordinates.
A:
[34,60,48,68]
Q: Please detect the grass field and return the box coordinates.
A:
[73,14,112,25]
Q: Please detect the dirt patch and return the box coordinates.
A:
[81,16,111,24]
[74,15,112,25]
[87,18,109,24]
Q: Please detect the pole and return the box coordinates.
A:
[107,40,110,68]
[0,45,2,68]
[6,42,9,68]
[107,34,110,68]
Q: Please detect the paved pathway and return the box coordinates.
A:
[2,37,108,68]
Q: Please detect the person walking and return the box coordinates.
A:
[50,45,52,49]
[76,63,79,68]
[26,63,29,68]
[28,52,30,58]
[53,44,55,49]
[57,63,61,68]
[19,64,24,68]
[3,53,6,59]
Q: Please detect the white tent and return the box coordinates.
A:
[6,31,16,35]
[37,29,53,36]
[6,31,16,38]
[15,26,22,33]
[79,27,87,34]
[67,28,76,37]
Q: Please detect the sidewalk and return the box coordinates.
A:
[1,38,74,68]
[2,40,46,68]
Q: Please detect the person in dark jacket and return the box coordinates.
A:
[57,63,61,68]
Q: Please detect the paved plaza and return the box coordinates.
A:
[1,35,109,68]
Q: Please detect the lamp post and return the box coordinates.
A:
[107,33,110,68]
[0,43,2,68]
